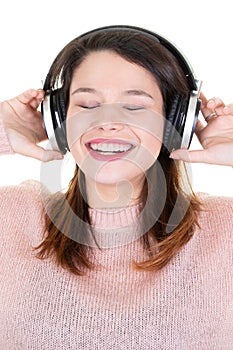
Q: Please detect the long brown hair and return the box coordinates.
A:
[36,28,201,275]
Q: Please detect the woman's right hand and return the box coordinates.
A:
[0,89,63,161]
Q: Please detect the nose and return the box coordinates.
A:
[90,103,126,132]
[97,122,124,132]
[86,111,126,133]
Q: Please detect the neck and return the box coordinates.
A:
[85,175,145,209]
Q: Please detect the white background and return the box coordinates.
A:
[0,0,232,195]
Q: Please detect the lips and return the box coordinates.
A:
[85,138,135,161]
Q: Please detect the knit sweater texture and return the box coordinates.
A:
[0,120,233,349]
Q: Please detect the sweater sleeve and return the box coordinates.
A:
[0,118,14,155]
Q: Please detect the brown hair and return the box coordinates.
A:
[37,28,201,275]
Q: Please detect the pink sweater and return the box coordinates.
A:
[0,120,233,349]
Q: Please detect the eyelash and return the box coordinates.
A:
[123,105,145,111]
[79,105,100,110]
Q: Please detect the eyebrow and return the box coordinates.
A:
[123,89,154,100]
[71,87,154,100]
[71,87,96,95]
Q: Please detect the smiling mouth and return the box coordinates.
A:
[85,140,135,160]
[88,142,134,154]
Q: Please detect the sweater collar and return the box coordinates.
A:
[88,203,142,228]
[87,204,143,248]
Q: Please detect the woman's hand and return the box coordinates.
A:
[170,93,233,166]
[0,89,63,162]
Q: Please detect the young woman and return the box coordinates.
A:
[0,26,233,349]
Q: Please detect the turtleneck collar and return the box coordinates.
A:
[87,203,143,248]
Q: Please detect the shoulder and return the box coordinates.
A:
[198,192,233,213]
[198,193,233,211]
[190,194,233,270]
[0,180,51,244]
[0,179,50,210]
[197,192,233,231]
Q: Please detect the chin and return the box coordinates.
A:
[91,165,146,186]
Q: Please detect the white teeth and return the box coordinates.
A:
[89,143,132,153]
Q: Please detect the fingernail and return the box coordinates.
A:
[169,152,180,160]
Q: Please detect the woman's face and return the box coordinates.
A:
[66,50,164,188]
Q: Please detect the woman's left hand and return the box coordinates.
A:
[170,93,233,166]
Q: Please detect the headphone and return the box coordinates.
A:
[41,25,202,155]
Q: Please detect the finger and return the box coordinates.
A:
[169,149,209,163]
[201,97,225,120]
[194,119,205,143]
[200,93,212,117]
[200,92,208,107]
[16,89,44,109]
[30,98,42,110]
[30,90,45,109]
[201,95,225,111]
[34,89,45,105]
[207,97,225,109]
[195,118,205,132]
[170,147,233,166]
[207,97,225,116]
[41,150,64,162]
[19,144,64,162]
[15,89,38,104]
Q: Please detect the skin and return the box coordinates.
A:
[66,51,164,208]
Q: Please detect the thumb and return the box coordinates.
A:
[169,149,208,163]
[40,149,64,162]
[19,144,64,162]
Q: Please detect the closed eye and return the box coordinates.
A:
[79,104,101,110]
[123,105,145,111]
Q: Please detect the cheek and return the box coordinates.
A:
[70,138,86,168]
[144,135,162,158]
[130,130,162,174]
[133,111,164,154]
[136,127,163,158]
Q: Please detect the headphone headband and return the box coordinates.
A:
[42,25,202,154]
[44,25,197,93]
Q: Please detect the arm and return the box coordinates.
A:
[0,89,63,162]
[170,94,233,167]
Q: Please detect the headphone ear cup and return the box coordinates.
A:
[42,88,69,154]
[181,94,201,149]
[162,94,189,154]
[55,88,66,123]
[52,88,69,154]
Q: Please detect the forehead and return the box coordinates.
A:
[70,50,161,97]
